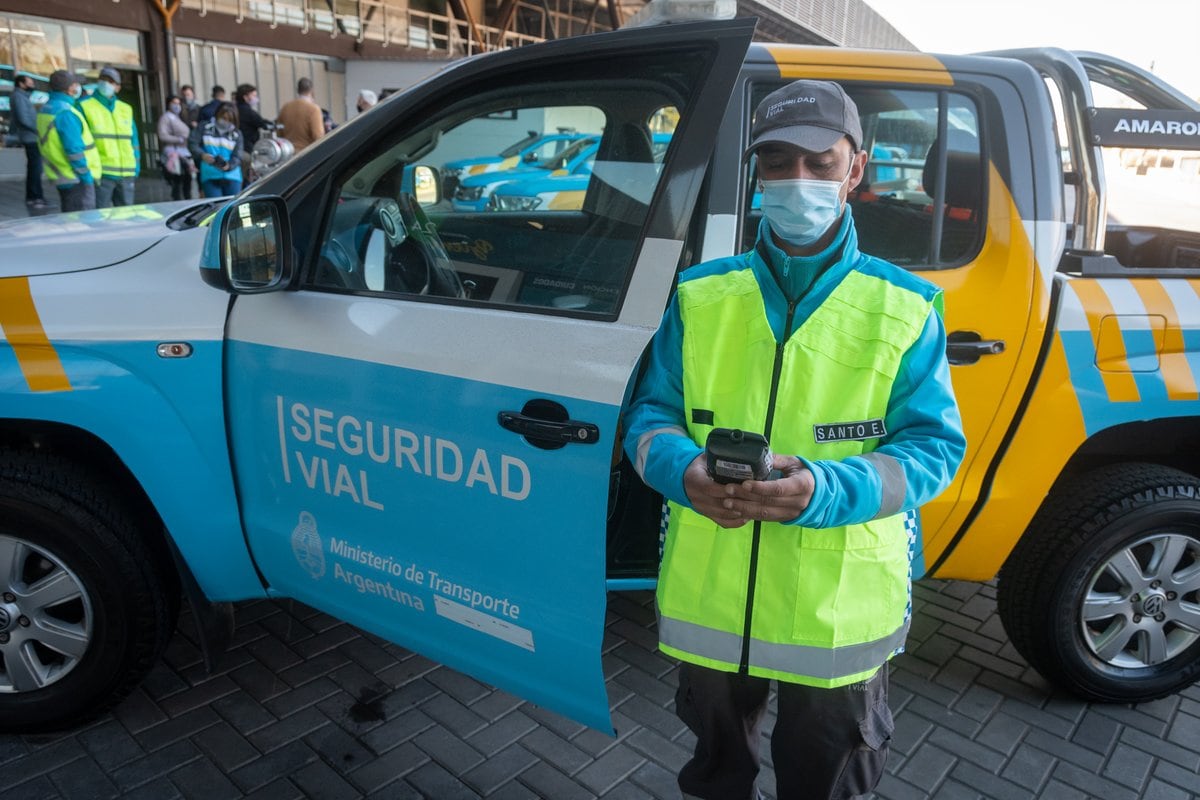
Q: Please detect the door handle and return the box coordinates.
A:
[946,331,1005,365]
[498,399,599,450]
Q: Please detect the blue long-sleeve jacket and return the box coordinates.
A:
[39,92,95,186]
[623,212,966,529]
[10,86,38,144]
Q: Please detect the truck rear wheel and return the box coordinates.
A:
[0,451,177,732]
[998,462,1200,703]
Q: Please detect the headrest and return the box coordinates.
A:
[923,131,981,211]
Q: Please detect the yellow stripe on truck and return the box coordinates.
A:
[0,277,72,393]
[1068,280,1141,402]
[1133,280,1199,401]
[765,46,955,86]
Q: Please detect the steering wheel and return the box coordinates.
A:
[367,193,464,298]
[365,198,431,295]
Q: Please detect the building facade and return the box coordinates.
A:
[0,0,911,171]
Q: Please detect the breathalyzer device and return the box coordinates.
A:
[705,428,773,484]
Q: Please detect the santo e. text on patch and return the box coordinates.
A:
[813,418,887,443]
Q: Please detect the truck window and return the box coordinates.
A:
[1090,81,1200,240]
[310,75,688,315]
[742,84,984,269]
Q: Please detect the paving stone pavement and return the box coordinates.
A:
[1,581,1199,799]
[0,171,175,219]
[2,176,1200,798]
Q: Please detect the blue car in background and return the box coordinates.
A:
[488,133,672,212]
[442,129,590,200]
[451,134,600,211]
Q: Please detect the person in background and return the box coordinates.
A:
[235,83,272,151]
[198,85,226,125]
[157,94,194,201]
[179,84,200,129]
[356,89,377,115]
[36,70,100,212]
[321,108,336,134]
[235,83,273,184]
[189,101,243,198]
[79,65,139,207]
[275,77,324,152]
[10,73,47,209]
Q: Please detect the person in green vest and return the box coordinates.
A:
[623,81,966,800]
[36,70,100,212]
[79,65,140,208]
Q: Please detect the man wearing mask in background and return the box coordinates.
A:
[79,66,139,207]
[623,80,965,800]
[36,70,100,212]
[180,84,200,129]
[235,84,272,151]
[10,73,47,209]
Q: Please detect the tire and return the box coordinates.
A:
[998,462,1200,703]
[0,450,178,732]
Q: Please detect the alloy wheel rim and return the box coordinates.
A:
[1081,532,1200,669]
[0,535,93,693]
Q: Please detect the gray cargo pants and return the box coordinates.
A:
[675,661,893,800]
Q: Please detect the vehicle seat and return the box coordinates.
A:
[922,131,983,261]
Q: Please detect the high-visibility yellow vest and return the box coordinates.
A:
[656,259,934,687]
[80,97,137,178]
[37,105,101,187]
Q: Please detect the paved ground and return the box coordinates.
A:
[1,583,1199,800]
[2,171,1200,798]
[0,170,174,217]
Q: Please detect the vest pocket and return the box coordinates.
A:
[790,522,906,645]
[659,514,751,633]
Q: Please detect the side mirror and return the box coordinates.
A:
[220,197,293,292]
[412,165,439,206]
[522,151,539,163]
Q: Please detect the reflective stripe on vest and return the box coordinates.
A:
[656,258,933,687]
[36,107,101,186]
[80,98,136,177]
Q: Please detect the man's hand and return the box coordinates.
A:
[686,453,815,527]
[684,454,749,528]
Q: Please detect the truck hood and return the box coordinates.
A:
[0,200,202,278]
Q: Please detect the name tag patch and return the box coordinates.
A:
[813,419,887,443]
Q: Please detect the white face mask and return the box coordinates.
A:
[98,81,117,98]
[68,86,82,100]
[760,162,853,247]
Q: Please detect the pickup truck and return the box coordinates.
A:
[2,18,1199,734]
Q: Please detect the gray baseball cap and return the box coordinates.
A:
[746,80,862,155]
[99,65,122,84]
[48,69,83,93]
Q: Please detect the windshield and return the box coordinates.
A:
[537,136,597,169]
[498,131,542,158]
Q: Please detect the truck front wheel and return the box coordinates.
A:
[0,451,178,732]
[998,462,1200,703]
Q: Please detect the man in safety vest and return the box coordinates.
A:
[36,70,100,212]
[79,66,140,207]
[623,80,966,800]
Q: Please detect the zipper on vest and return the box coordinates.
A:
[739,298,798,674]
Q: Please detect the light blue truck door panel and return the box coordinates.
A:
[222,19,755,732]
